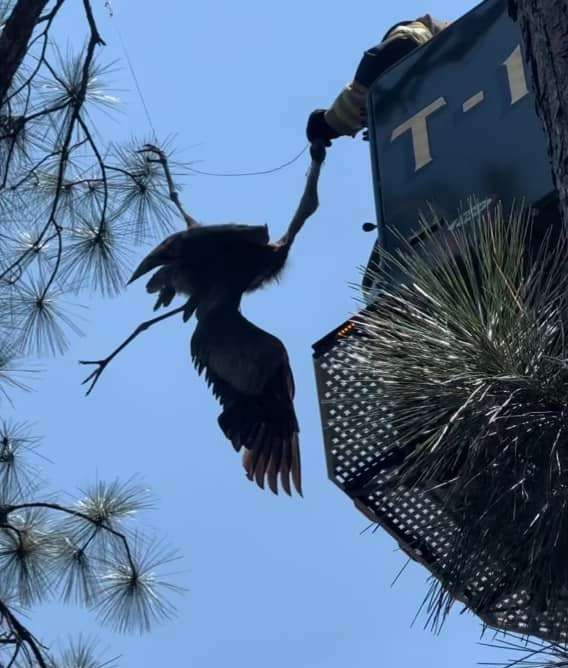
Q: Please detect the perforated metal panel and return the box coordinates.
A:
[313,324,568,641]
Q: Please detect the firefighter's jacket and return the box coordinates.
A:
[325,14,449,137]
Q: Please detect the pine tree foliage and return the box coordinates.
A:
[0,0,182,368]
[346,201,568,635]
[0,421,182,667]
[0,1,185,665]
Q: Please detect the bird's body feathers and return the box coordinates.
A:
[191,308,301,495]
[130,224,287,303]
[129,223,302,494]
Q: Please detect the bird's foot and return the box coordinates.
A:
[79,359,109,396]
[138,143,166,162]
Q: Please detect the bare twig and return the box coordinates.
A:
[81,0,106,46]
[38,3,104,297]
[0,598,48,668]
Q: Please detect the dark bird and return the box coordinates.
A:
[81,143,326,496]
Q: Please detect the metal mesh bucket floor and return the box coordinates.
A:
[313,323,568,641]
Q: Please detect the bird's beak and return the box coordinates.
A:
[128,254,164,285]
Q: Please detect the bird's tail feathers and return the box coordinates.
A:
[219,404,301,496]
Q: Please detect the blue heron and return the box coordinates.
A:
[81,143,326,496]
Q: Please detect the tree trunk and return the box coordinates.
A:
[0,0,50,105]
[509,1,568,223]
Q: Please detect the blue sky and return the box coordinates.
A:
[8,0,513,666]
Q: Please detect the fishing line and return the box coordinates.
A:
[117,30,158,142]
[105,1,158,141]
[186,145,309,177]
[105,1,308,178]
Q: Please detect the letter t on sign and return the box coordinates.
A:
[390,97,447,172]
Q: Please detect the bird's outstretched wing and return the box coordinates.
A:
[191,309,302,496]
[127,224,272,311]
[128,225,270,285]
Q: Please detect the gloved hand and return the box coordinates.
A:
[306,109,340,147]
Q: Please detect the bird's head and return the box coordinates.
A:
[127,232,186,285]
[128,255,164,285]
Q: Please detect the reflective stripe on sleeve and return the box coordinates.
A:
[324,81,368,137]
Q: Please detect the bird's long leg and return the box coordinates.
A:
[80,299,196,396]
[138,144,198,229]
[276,140,327,248]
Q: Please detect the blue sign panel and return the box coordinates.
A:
[367,0,555,259]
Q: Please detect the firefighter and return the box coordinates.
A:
[306,14,450,146]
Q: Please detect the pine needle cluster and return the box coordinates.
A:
[0,420,182,667]
[0,0,186,371]
[346,201,568,636]
[0,1,186,665]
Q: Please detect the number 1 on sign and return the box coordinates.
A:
[504,45,529,105]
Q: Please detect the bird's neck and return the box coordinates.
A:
[196,289,242,319]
